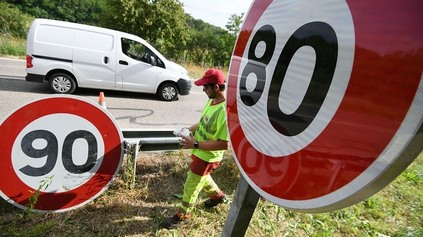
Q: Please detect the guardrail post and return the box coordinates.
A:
[123,139,141,189]
[121,129,181,188]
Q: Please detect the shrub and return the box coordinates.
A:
[0,2,34,38]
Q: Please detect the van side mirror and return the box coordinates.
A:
[150,56,157,66]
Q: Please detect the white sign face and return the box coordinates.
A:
[0,96,123,212]
[237,1,354,156]
[227,0,423,212]
[12,114,105,193]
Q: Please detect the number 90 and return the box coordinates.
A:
[20,129,98,176]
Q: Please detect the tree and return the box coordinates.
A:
[184,15,237,67]
[102,0,188,60]
[4,0,245,67]
[0,2,34,37]
[4,0,107,25]
[226,13,245,36]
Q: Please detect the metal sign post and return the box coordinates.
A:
[222,176,260,237]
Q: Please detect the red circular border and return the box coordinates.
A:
[227,0,423,200]
[0,97,123,211]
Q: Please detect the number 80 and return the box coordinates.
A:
[240,22,338,136]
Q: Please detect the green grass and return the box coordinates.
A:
[0,151,422,237]
[0,34,26,58]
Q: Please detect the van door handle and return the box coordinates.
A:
[104,56,109,64]
[119,60,128,65]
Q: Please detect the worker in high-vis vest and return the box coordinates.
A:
[162,69,229,229]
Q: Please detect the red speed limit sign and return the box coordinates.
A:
[0,96,123,212]
[227,0,422,212]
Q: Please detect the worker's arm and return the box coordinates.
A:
[180,136,228,151]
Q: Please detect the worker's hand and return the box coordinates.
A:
[173,127,191,137]
[180,136,195,149]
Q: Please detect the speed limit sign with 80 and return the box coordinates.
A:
[227,0,422,212]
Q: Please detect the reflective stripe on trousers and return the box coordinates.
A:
[179,155,222,213]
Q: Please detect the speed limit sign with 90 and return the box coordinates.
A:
[227,0,422,212]
[0,96,123,212]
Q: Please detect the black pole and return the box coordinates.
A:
[221,175,260,237]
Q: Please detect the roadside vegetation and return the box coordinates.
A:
[0,0,243,68]
[0,35,26,59]
[0,150,422,236]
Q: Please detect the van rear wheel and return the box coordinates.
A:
[49,73,77,94]
[158,83,178,101]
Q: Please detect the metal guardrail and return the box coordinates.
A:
[121,129,181,186]
[122,129,181,151]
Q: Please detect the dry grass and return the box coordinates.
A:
[0,150,241,237]
[182,63,229,81]
[1,151,422,237]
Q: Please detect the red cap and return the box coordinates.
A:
[194,69,225,86]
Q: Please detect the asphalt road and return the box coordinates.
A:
[0,57,208,130]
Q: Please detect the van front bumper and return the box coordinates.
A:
[26,73,45,83]
[178,78,191,95]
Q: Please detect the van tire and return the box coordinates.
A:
[49,73,77,94]
[157,82,178,101]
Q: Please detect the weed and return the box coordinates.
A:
[403,169,421,184]
[25,175,54,217]
[121,144,137,189]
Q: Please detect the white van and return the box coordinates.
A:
[25,18,191,101]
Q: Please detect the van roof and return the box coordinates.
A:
[31,18,167,61]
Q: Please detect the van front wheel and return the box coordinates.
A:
[49,73,77,94]
[157,83,178,101]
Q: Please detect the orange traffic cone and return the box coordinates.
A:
[98,92,107,109]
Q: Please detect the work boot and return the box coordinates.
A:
[161,213,189,229]
[204,194,227,208]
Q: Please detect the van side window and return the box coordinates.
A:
[121,38,164,68]
[121,38,142,61]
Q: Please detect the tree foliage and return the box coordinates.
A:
[2,0,245,67]
[226,13,245,36]
[0,2,34,37]
[4,0,107,25]
[184,14,242,68]
[101,0,189,60]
